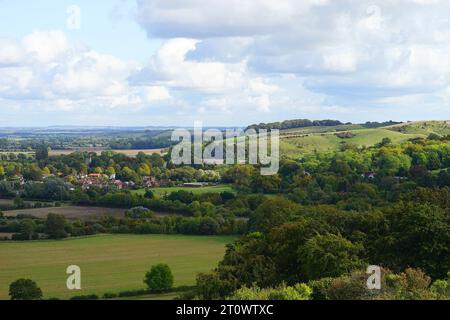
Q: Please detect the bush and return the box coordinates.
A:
[308,278,334,300]
[34,202,43,208]
[126,206,155,219]
[144,264,174,292]
[229,283,312,300]
[118,289,149,297]
[70,294,99,300]
[45,213,68,239]
[102,292,119,299]
[9,279,43,300]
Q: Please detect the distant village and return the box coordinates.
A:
[7,171,213,193]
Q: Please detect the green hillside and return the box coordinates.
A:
[281,124,364,136]
[385,120,450,136]
[280,126,426,159]
[0,234,233,299]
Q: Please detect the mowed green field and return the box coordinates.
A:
[0,234,234,300]
[132,184,235,196]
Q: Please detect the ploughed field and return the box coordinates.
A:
[0,234,233,299]
[3,205,126,219]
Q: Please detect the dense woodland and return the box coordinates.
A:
[1,128,450,300]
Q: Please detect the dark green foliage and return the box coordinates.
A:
[102,292,118,299]
[117,289,150,297]
[299,234,364,280]
[248,197,300,233]
[375,203,450,279]
[246,119,344,131]
[125,206,154,219]
[35,146,49,161]
[9,279,43,300]
[70,294,99,300]
[45,213,68,239]
[308,268,441,300]
[144,264,174,292]
[144,189,155,199]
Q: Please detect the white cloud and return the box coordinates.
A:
[252,95,271,113]
[2,1,450,125]
[135,38,249,93]
[135,0,450,112]
[0,39,23,66]
[131,37,286,115]
[322,49,363,73]
[145,86,172,102]
[22,30,70,64]
[0,29,174,116]
[136,0,328,38]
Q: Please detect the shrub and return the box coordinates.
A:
[102,292,119,299]
[118,289,149,297]
[126,206,155,219]
[229,283,312,300]
[70,294,99,300]
[9,279,43,300]
[144,264,174,292]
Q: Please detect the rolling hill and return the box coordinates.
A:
[384,120,450,136]
[279,120,449,159]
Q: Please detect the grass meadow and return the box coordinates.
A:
[0,234,233,300]
[132,184,235,197]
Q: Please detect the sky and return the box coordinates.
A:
[0,0,449,127]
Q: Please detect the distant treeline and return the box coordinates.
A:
[109,136,174,150]
[245,119,404,131]
[246,119,345,131]
[0,130,176,152]
[361,120,402,128]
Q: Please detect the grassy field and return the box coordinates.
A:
[281,124,364,136]
[278,121,450,159]
[0,234,233,300]
[385,120,450,136]
[132,184,235,197]
[280,127,425,158]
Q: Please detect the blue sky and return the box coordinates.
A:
[0,0,449,126]
[0,0,160,61]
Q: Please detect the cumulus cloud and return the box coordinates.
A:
[2,1,450,126]
[135,0,450,118]
[130,37,283,114]
[132,38,247,92]
[133,38,263,92]
[0,30,174,116]
[22,30,70,64]
[136,0,328,38]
